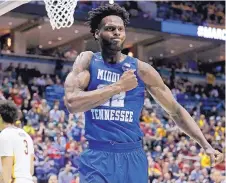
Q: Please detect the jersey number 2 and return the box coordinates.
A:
[97,84,126,107]
[24,140,28,155]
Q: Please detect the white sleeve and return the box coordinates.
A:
[0,133,13,156]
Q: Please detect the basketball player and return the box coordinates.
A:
[0,100,34,183]
[64,4,224,183]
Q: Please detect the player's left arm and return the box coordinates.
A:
[0,156,13,183]
[0,170,4,183]
[137,60,224,166]
[0,134,14,183]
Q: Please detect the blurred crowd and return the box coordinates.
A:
[155,1,225,25]
[0,62,225,183]
[77,1,225,26]
[154,59,225,77]
[141,95,225,183]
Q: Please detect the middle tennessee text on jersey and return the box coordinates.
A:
[84,52,145,143]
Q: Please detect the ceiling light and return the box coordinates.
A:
[39,45,43,49]
[170,50,175,54]
[38,25,42,29]
[189,44,193,48]
[160,53,163,57]
[7,38,11,47]
[8,22,12,26]
[58,37,62,41]
[48,41,52,45]
[74,30,79,34]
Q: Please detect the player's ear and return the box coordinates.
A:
[94,29,100,40]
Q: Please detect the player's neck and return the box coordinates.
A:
[0,123,15,130]
[101,50,123,64]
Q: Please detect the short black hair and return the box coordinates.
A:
[0,100,18,124]
[87,3,130,37]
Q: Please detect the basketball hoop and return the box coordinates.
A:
[43,0,78,30]
[43,0,115,30]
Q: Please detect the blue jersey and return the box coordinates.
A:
[84,52,145,143]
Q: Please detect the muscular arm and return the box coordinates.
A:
[138,61,212,150]
[64,51,121,113]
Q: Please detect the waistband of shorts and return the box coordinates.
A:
[88,140,143,153]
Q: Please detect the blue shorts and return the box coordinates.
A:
[76,140,148,183]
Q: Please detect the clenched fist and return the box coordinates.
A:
[117,70,138,92]
[205,148,224,167]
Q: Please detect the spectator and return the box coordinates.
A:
[58,161,74,183]
[2,77,12,98]
[49,105,59,119]
[138,1,157,19]
[199,148,211,168]
[190,162,202,180]
[26,103,40,129]
[23,121,36,136]
[5,62,14,72]
[175,173,187,183]
[39,99,51,123]
[168,157,180,178]
[197,114,206,128]
[71,121,84,142]
[48,174,58,183]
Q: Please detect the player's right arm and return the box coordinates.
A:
[28,135,35,176]
[30,154,34,176]
[64,51,138,113]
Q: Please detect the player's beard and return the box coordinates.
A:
[101,38,124,52]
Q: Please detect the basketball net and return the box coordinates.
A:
[44,0,78,30]
[44,0,115,30]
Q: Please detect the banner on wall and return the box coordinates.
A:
[162,21,226,41]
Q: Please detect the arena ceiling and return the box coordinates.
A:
[144,34,225,63]
[0,16,27,35]
[0,14,225,63]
